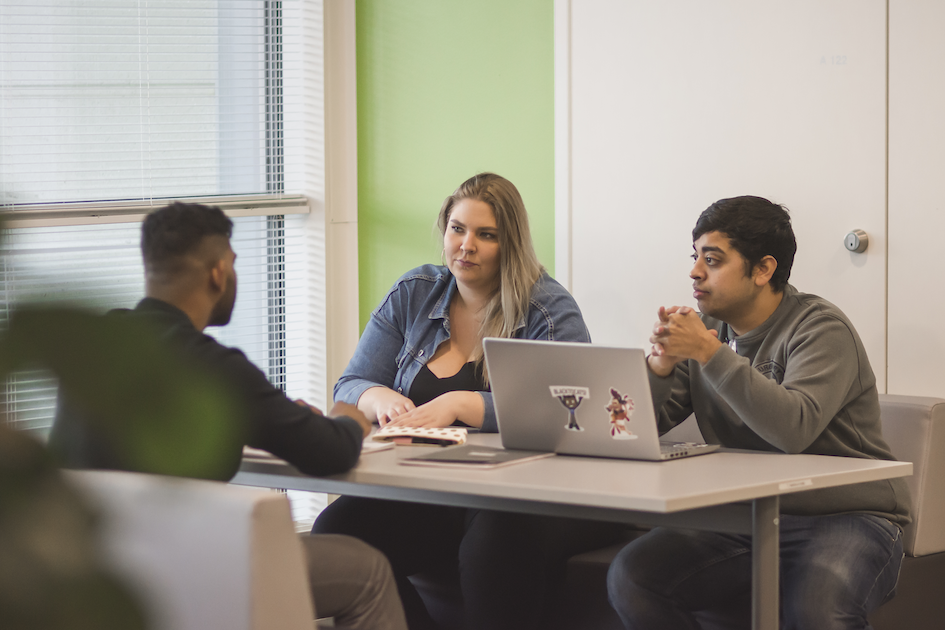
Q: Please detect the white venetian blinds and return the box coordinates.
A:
[0,0,328,434]
[1,0,282,204]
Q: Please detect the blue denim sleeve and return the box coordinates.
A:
[479,392,499,433]
[333,298,404,406]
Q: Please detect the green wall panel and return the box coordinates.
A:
[356,0,555,327]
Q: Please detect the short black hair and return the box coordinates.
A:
[692,196,796,292]
[141,202,233,271]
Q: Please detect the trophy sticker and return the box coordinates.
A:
[606,388,637,440]
[550,386,590,432]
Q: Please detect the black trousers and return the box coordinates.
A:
[312,496,625,630]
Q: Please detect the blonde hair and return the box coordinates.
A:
[438,173,543,381]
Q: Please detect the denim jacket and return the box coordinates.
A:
[334,264,591,432]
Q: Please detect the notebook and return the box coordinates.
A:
[371,425,467,446]
[400,444,554,469]
[482,338,720,461]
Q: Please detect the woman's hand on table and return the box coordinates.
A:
[385,391,484,429]
[358,386,416,426]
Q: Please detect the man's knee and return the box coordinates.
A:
[782,563,855,629]
[356,538,397,591]
[314,534,391,579]
[606,539,659,619]
[301,534,406,630]
[606,528,753,627]
[301,533,393,592]
[780,514,904,628]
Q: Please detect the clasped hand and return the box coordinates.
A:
[648,306,722,376]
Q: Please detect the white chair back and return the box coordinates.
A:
[68,470,316,630]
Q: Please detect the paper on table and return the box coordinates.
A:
[362,438,395,454]
[242,439,392,463]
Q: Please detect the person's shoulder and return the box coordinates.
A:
[106,298,194,344]
[370,264,452,321]
[530,270,572,298]
[113,297,186,326]
[383,264,451,301]
[190,328,253,363]
[776,286,867,350]
[392,264,448,287]
[523,271,590,341]
[529,271,580,307]
[106,298,156,320]
[132,301,254,367]
[783,285,853,325]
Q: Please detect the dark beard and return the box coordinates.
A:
[207,275,236,327]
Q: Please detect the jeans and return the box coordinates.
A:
[607,513,904,630]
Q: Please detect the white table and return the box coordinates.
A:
[232,435,912,630]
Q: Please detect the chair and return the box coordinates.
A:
[556,394,945,629]
[67,469,316,630]
[866,394,945,630]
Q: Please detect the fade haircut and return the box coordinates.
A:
[692,196,796,292]
[141,202,233,274]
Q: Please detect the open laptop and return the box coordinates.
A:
[483,338,720,461]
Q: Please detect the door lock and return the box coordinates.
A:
[844,230,868,254]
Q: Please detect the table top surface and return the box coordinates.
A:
[234,434,912,514]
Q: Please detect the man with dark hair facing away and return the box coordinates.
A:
[50,202,407,630]
[606,196,911,629]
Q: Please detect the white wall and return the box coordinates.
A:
[887,0,945,396]
[557,0,945,398]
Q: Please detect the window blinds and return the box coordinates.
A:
[0,0,328,435]
[1,0,281,205]
[0,213,318,433]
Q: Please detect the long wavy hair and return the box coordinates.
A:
[438,173,544,382]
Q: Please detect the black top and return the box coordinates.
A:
[409,361,488,424]
[48,298,363,480]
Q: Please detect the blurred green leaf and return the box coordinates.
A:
[0,427,148,630]
[2,188,149,628]
[0,305,245,480]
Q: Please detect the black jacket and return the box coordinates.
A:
[48,298,362,480]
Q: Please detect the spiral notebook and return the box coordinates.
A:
[371,425,467,446]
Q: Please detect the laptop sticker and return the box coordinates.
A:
[550,386,589,431]
[606,388,638,440]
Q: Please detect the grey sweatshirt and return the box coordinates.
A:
[650,284,912,527]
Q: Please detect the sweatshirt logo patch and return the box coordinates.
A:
[755,360,785,383]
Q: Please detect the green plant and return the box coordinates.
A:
[0,217,242,628]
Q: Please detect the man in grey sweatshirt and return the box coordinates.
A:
[606,196,910,630]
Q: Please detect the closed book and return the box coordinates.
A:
[400,444,553,469]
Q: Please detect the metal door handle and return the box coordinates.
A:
[844,230,868,253]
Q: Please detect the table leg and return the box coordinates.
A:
[752,496,780,630]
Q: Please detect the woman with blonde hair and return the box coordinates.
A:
[314,173,623,630]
